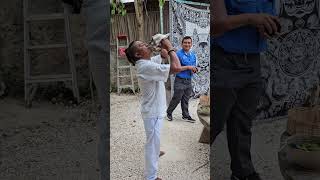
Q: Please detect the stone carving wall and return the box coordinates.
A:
[258,0,320,119]
[170,0,210,97]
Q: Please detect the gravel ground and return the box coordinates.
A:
[110,94,210,180]
[0,94,209,180]
[0,98,100,180]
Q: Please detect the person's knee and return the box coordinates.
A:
[171,92,183,101]
[171,95,180,101]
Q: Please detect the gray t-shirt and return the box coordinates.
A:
[136,55,170,119]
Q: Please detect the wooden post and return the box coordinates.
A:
[134,0,144,41]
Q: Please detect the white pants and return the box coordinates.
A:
[143,117,163,180]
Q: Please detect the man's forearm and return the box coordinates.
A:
[180,66,191,71]
[213,13,252,37]
[170,61,192,73]
[212,0,255,37]
[168,51,182,74]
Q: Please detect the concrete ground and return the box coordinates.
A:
[110,94,210,180]
[211,116,288,180]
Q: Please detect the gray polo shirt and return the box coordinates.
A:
[136,55,170,119]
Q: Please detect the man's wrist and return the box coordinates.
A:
[168,49,175,54]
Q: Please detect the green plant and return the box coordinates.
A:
[159,0,165,7]
[111,0,127,16]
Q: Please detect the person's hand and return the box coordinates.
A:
[160,49,169,59]
[191,67,198,73]
[188,66,198,73]
[248,13,280,38]
[160,38,174,51]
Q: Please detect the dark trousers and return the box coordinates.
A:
[167,76,192,117]
[211,46,263,177]
[83,1,109,179]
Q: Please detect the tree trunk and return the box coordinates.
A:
[134,0,144,41]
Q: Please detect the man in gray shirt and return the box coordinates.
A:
[125,38,195,180]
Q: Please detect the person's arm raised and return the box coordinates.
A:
[160,39,195,74]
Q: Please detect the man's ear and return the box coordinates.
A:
[135,52,142,59]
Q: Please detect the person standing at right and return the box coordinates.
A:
[211,0,280,180]
[167,36,198,123]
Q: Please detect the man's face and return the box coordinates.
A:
[181,38,192,52]
[134,41,152,59]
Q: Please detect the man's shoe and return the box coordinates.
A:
[182,116,195,123]
[159,151,165,157]
[167,113,173,121]
[155,178,162,180]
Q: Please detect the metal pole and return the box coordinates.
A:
[160,5,164,34]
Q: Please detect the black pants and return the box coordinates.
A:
[167,76,192,117]
[83,1,109,179]
[210,46,263,177]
